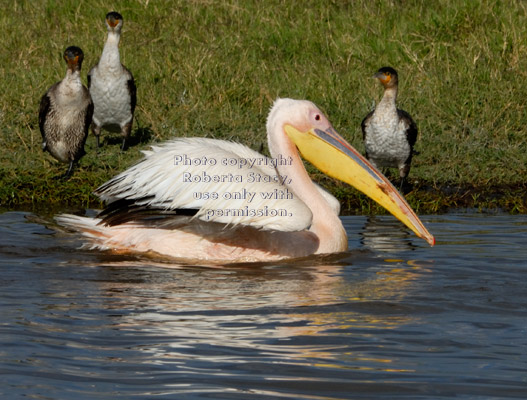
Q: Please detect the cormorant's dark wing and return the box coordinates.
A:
[38,92,51,141]
[361,110,374,141]
[361,110,375,159]
[398,109,418,148]
[82,90,94,149]
[125,66,137,114]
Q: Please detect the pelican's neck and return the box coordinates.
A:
[100,31,121,68]
[269,127,347,254]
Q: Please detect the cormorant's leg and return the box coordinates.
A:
[399,163,411,193]
[121,121,133,151]
[64,161,75,179]
[55,161,74,180]
[399,176,406,193]
[92,124,102,149]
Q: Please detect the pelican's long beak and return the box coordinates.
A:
[284,124,435,246]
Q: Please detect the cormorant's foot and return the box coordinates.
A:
[53,172,72,181]
[54,162,75,180]
[399,179,414,194]
[120,138,128,151]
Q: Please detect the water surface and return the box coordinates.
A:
[0,211,526,399]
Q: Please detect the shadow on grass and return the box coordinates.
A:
[102,125,154,149]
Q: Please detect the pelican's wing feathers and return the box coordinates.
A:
[95,137,313,231]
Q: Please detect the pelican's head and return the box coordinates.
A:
[267,99,331,158]
[267,98,434,246]
[105,11,124,33]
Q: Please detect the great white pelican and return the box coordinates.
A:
[57,98,434,263]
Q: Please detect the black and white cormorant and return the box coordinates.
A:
[88,11,136,150]
[361,67,418,191]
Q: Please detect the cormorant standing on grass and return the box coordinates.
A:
[88,11,136,150]
[361,67,418,191]
[39,46,93,178]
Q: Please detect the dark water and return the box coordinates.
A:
[0,211,526,399]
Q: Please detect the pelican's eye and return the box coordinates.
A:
[314,114,321,121]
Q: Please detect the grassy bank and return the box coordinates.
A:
[1,0,526,213]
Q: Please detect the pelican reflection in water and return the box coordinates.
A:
[361,216,417,253]
[57,99,434,264]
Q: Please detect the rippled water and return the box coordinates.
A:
[0,211,526,399]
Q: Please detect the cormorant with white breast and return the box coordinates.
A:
[361,67,418,191]
[88,11,136,150]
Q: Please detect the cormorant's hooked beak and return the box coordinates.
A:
[107,16,120,28]
[284,124,435,246]
[374,71,391,85]
[66,56,79,67]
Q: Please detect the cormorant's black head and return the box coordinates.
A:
[106,11,123,32]
[374,66,399,88]
[63,46,84,71]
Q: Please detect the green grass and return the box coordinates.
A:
[1,0,527,212]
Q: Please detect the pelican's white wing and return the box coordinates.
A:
[96,137,313,231]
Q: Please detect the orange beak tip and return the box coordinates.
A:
[423,234,435,247]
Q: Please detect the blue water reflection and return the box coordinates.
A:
[0,211,526,399]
